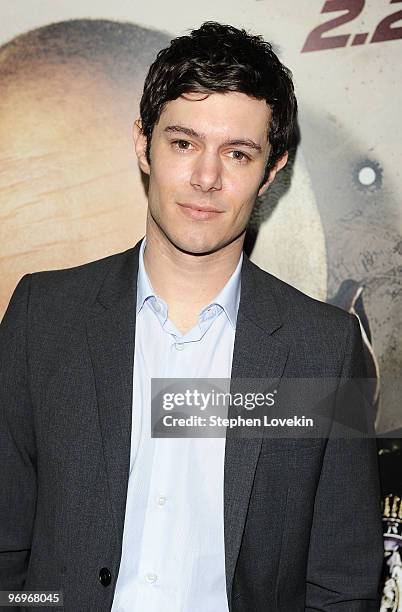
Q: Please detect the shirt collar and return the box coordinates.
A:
[136,237,155,314]
[136,236,242,329]
[199,252,242,330]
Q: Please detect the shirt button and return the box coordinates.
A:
[156,495,167,506]
[153,301,161,312]
[146,573,158,583]
[175,342,185,351]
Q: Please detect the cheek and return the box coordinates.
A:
[152,158,190,195]
[226,179,258,213]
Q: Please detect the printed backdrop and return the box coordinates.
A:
[0,2,401,607]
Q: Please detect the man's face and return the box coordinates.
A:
[135,91,286,255]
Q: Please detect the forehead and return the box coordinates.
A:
[157,92,271,143]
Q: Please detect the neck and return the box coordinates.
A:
[142,217,243,324]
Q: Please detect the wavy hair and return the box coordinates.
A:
[140,21,298,180]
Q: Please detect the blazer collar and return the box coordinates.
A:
[93,237,284,336]
[94,241,142,314]
[238,251,283,335]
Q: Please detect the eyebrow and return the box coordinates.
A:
[164,125,262,152]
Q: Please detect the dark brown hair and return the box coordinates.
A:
[140,21,298,181]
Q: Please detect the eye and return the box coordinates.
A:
[229,150,250,163]
[172,139,193,151]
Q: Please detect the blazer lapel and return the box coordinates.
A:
[224,254,290,603]
[86,242,141,545]
[86,240,289,602]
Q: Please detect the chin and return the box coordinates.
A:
[169,234,223,256]
[176,243,217,256]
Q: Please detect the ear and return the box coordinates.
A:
[257,150,288,197]
[133,119,151,175]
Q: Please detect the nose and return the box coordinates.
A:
[190,151,222,192]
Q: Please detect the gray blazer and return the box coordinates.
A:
[0,239,383,611]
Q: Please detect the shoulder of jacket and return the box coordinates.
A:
[248,258,355,330]
[26,246,135,314]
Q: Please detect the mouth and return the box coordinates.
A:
[177,202,223,220]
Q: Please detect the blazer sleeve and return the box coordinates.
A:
[0,275,37,589]
[305,314,384,611]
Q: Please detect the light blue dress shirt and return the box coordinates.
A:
[111,238,242,612]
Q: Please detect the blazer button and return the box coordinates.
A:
[99,567,112,587]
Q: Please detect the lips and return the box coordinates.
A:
[178,202,222,213]
[177,202,223,220]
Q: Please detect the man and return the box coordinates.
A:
[0,19,328,323]
[0,21,383,611]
